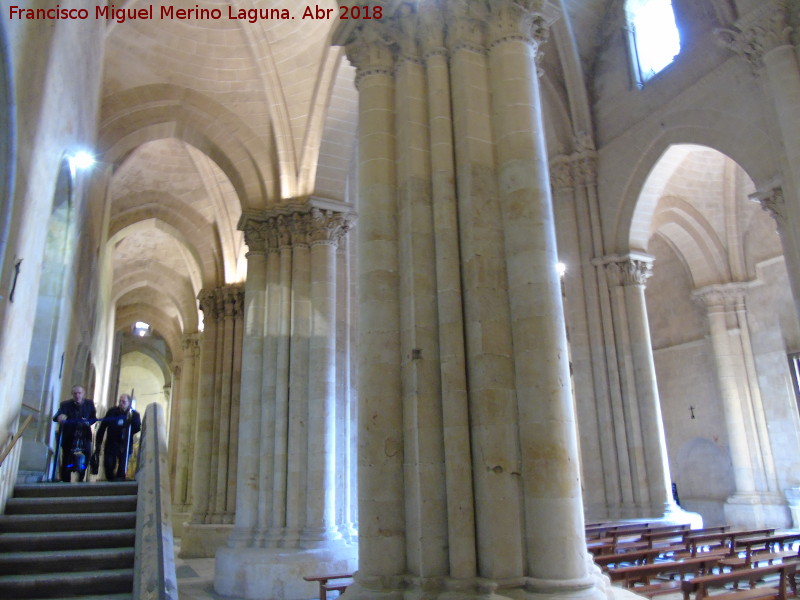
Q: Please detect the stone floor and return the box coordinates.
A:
[174,540,230,600]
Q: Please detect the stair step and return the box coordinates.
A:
[4,494,137,515]
[0,568,134,599]
[12,482,137,498]
[0,528,135,552]
[0,546,134,575]
[24,595,132,600]
[0,511,136,533]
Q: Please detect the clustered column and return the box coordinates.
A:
[600,254,679,518]
[231,201,355,550]
[188,284,243,527]
[336,2,605,599]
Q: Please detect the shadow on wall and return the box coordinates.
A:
[675,437,734,526]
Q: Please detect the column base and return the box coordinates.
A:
[215,543,358,600]
[170,509,190,538]
[179,522,233,558]
[660,503,704,529]
[724,492,791,528]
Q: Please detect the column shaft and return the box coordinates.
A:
[448,9,523,580]
[348,34,406,579]
[704,298,757,493]
[488,9,588,581]
[286,241,310,544]
[422,7,476,579]
[303,239,339,544]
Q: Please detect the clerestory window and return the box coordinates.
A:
[625,0,681,86]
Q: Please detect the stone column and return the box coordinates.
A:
[345,20,406,590]
[718,1,800,315]
[332,2,609,599]
[487,1,590,584]
[694,284,787,526]
[230,217,269,547]
[551,149,624,520]
[216,202,357,600]
[303,208,352,547]
[181,285,243,558]
[174,333,200,514]
[601,254,693,523]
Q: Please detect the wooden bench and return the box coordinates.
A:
[303,573,354,600]
[608,555,721,597]
[720,532,800,569]
[680,562,797,600]
[678,529,776,559]
[594,547,664,569]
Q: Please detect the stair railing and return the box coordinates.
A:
[133,402,179,600]
[0,414,33,468]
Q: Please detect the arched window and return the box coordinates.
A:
[625,0,681,86]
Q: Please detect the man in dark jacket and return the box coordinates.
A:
[95,394,141,481]
[53,385,97,482]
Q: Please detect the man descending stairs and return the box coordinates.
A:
[0,480,138,599]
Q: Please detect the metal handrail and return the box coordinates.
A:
[132,403,178,600]
[0,414,33,468]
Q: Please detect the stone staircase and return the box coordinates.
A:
[0,481,138,599]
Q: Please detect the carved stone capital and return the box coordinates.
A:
[181,332,201,358]
[239,215,269,254]
[219,284,244,319]
[750,185,787,230]
[573,152,597,187]
[446,0,488,54]
[239,200,356,251]
[418,4,447,60]
[692,282,752,312]
[487,0,552,52]
[344,20,397,88]
[715,1,792,69]
[309,207,354,245]
[197,288,220,322]
[550,155,574,192]
[601,254,654,287]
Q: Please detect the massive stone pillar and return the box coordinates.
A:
[215,200,357,600]
[333,3,608,599]
[181,284,243,558]
[599,254,697,523]
[718,0,800,316]
[694,284,788,527]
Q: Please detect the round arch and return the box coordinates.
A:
[606,109,777,253]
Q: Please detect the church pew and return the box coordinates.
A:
[680,562,797,600]
[607,555,721,597]
[719,532,800,569]
[303,573,354,600]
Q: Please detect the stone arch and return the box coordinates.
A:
[607,109,776,253]
[108,216,210,291]
[99,84,276,211]
[115,303,183,362]
[112,270,198,334]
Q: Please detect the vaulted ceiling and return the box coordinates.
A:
[100,0,614,360]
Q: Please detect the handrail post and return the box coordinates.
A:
[132,403,178,600]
